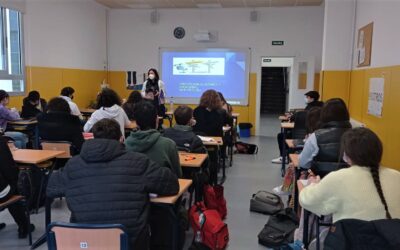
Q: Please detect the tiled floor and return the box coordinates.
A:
[0,117,283,250]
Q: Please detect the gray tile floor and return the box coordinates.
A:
[0,117,283,250]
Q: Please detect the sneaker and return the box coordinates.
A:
[18,223,35,239]
[271,157,282,164]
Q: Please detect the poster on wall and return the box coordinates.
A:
[357,22,373,67]
[126,71,142,90]
[368,77,384,117]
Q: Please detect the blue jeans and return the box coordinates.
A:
[5,131,28,149]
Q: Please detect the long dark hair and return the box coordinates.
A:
[96,88,122,109]
[147,68,160,82]
[320,98,350,124]
[306,106,322,134]
[341,127,391,219]
[126,91,142,104]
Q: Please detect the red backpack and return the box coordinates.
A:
[203,185,227,219]
[189,202,229,250]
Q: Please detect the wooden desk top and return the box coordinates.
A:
[200,136,223,146]
[279,115,289,121]
[179,152,207,168]
[281,122,295,129]
[232,112,239,117]
[125,121,138,129]
[165,111,173,116]
[286,139,295,148]
[8,119,37,125]
[80,108,96,114]
[289,154,299,167]
[12,149,65,165]
[151,179,192,204]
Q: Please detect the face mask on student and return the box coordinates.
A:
[149,74,155,80]
[304,97,310,104]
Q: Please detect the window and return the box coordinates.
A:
[0,8,24,95]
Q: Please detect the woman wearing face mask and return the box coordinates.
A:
[141,68,166,117]
[300,127,400,223]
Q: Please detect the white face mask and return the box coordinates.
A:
[149,74,155,80]
[342,152,351,165]
[304,97,309,104]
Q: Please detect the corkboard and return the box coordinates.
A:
[357,22,373,67]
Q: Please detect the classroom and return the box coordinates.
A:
[0,0,399,249]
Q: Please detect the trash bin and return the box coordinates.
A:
[239,123,253,138]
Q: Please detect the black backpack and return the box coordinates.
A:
[258,208,299,248]
[234,141,258,154]
[324,218,400,250]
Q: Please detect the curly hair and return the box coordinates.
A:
[199,89,222,110]
[96,88,122,109]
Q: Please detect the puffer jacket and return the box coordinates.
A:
[46,138,179,246]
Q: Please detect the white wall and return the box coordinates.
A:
[23,0,107,70]
[108,7,324,74]
[322,0,356,70]
[352,0,400,68]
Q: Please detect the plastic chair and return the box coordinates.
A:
[0,195,31,245]
[47,222,129,250]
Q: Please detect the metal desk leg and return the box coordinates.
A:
[31,198,52,250]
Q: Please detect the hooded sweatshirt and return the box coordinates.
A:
[46,138,179,246]
[125,129,182,177]
[84,104,130,136]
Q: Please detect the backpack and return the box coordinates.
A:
[189,202,229,250]
[324,218,400,250]
[250,191,284,215]
[203,185,227,219]
[234,141,258,154]
[258,208,299,248]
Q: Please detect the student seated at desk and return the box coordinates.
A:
[163,105,206,153]
[193,89,230,137]
[0,136,35,238]
[122,91,142,121]
[300,128,400,223]
[0,90,28,149]
[37,97,84,153]
[84,88,130,137]
[298,98,351,177]
[60,87,83,120]
[21,91,47,118]
[47,118,179,249]
[125,100,182,177]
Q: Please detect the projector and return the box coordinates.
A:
[194,30,211,42]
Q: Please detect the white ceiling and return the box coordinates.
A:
[95,0,323,9]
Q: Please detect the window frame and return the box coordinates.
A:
[0,7,25,96]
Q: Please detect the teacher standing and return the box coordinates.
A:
[141,68,166,117]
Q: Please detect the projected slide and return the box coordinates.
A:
[161,49,249,105]
[173,58,225,75]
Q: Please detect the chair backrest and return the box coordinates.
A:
[292,111,307,139]
[47,222,129,250]
[41,141,72,158]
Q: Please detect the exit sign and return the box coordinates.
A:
[272,41,284,46]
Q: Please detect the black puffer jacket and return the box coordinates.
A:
[46,139,179,246]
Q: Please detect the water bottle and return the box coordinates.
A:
[169,97,174,112]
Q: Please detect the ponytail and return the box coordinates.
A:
[370,167,392,219]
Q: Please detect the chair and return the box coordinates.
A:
[41,141,73,159]
[0,195,31,245]
[47,222,129,250]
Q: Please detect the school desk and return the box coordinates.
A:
[200,136,226,184]
[7,119,39,148]
[179,152,207,168]
[280,122,295,177]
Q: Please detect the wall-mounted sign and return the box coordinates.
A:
[368,77,384,117]
[272,41,284,46]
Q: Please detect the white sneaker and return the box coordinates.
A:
[271,157,282,164]
[272,185,291,196]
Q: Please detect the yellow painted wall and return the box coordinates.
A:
[323,66,400,171]
[108,71,257,134]
[314,73,320,91]
[320,70,351,105]
[9,66,106,110]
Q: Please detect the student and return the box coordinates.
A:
[305,106,322,136]
[218,92,233,116]
[163,105,205,153]
[125,100,182,177]
[122,91,143,121]
[0,90,28,149]
[47,118,179,249]
[60,87,83,120]
[271,91,324,164]
[298,98,351,170]
[0,136,35,238]
[84,88,131,137]
[21,91,47,118]
[300,127,400,222]
[193,89,229,137]
[141,68,166,117]
[37,97,84,153]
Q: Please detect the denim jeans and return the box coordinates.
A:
[5,131,28,149]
